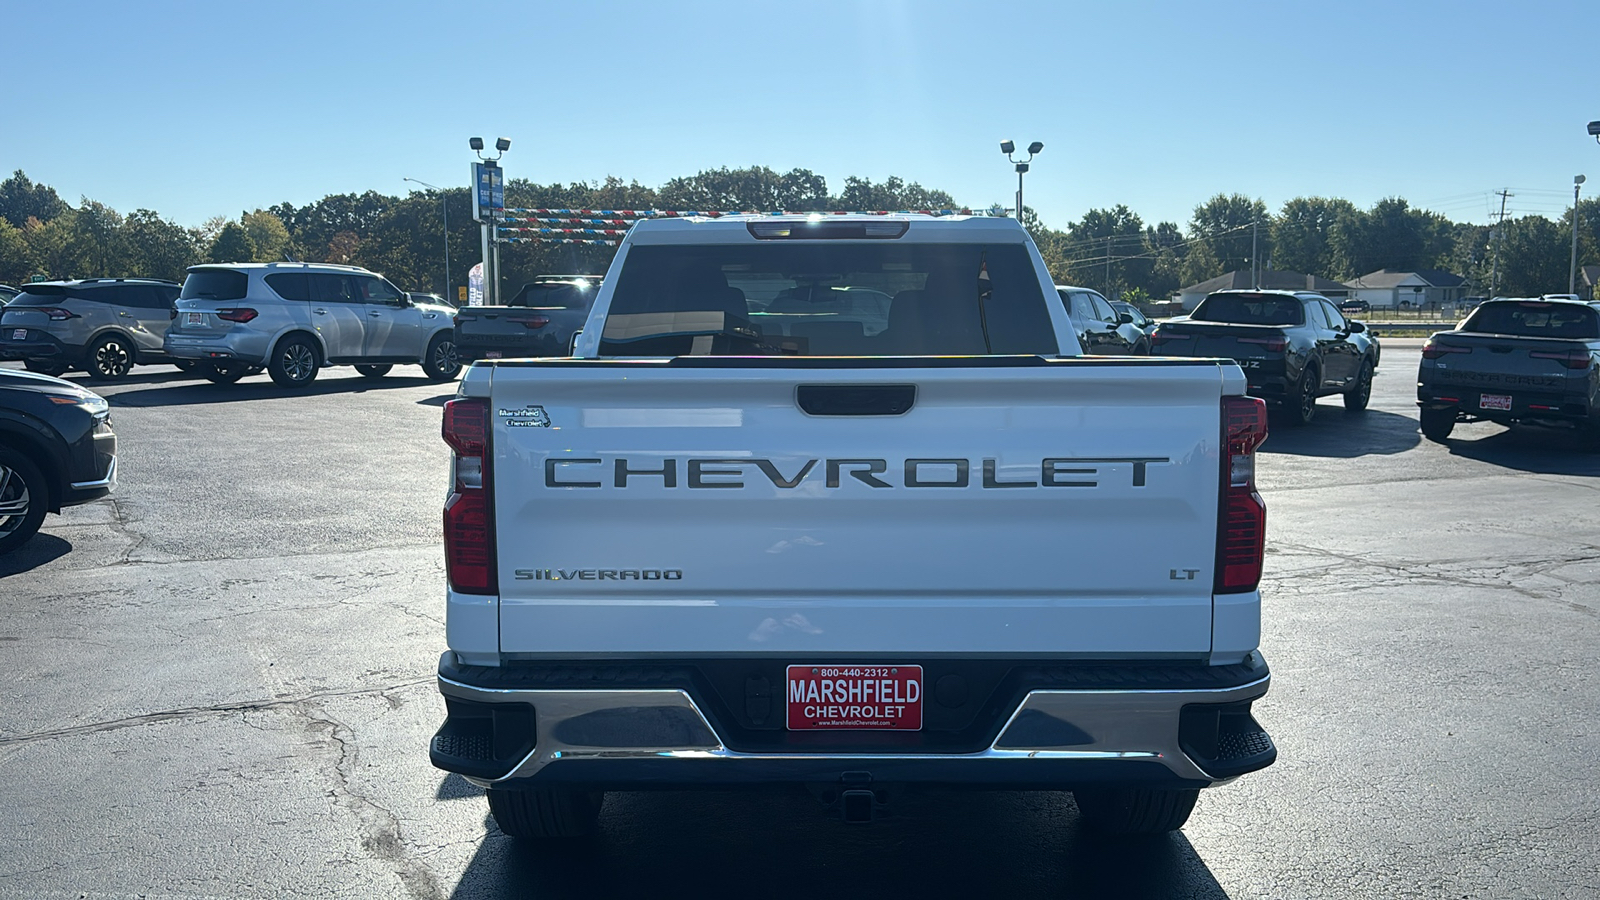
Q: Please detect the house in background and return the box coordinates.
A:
[1581,265,1599,300]
[1174,270,1350,311]
[1342,269,1467,309]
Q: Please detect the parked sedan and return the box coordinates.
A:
[1151,290,1380,425]
[1057,285,1147,354]
[0,367,117,553]
[1109,301,1157,342]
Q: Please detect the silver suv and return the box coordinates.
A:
[0,278,185,380]
[165,263,462,387]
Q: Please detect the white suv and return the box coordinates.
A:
[164,263,462,387]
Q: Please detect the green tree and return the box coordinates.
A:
[1271,197,1355,277]
[1331,197,1452,278]
[123,209,199,281]
[24,214,77,280]
[70,200,129,275]
[832,175,955,212]
[0,218,38,283]
[242,209,291,262]
[1190,194,1269,275]
[656,166,830,212]
[1495,215,1568,297]
[0,170,69,228]
[1061,205,1149,297]
[208,221,256,263]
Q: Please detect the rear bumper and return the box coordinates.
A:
[163,334,267,365]
[0,336,75,362]
[431,652,1275,791]
[1417,386,1591,424]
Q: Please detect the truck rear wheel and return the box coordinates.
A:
[1073,787,1199,836]
[1420,407,1455,442]
[1288,365,1319,426]
[486,787,603,839]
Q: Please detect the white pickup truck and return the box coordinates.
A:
[430,214,1276,839]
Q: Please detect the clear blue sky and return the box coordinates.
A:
[3,0,1595,230]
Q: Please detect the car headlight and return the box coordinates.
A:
[48,391,110,417]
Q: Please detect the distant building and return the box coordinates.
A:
[1175,270,1351,311]
[1342,269,1467,309]
[1581,265,1599,301]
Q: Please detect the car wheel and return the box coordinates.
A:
[1289,365,1319,426]
[422,333,461,382]
[23,359,69,377]
[268,335,320,388]
[354,364,392,379]
[1420,407,1456,442]
[200,361,249,384]
[486,787,604,839]
[86,335,134,382]
[0,447,49,555]
[1344,360,1374,412]
[1074,787,1199,836]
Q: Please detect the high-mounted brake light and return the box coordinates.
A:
[216,308,258,323]
[443,398,496,594]
[1216,396,1267,594]
[747,220,909,240]
[1421,341,1471,360]
[1530,349,1593,370]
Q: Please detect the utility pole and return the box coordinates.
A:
[1251,216,1259,289]
[1491,189,1512,296]
[1572,176,1586,296]
[1106,236,1112,295]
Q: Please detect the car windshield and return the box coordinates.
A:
[599,242,1056,356]
[1192,294,1305,326]
[181,269,249,301]
[1462,302,1600,339]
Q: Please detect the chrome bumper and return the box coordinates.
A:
[437,671,1271,788]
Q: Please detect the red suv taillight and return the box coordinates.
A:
[1421,341,1470,360]
[1530,349,1593,370]
[39,307,80,321]
[443,398,496,594]
[216,308,258,323]
[1216,396,1267,594]
[1150,330,1191,347]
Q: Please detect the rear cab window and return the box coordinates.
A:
[511,283,598,309]
[1462,302,1599,339]
[1192,293,1305,326]
[598,241,1056,357]
[181,269,249,301]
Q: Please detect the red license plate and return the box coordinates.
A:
[1480,393,1512,411]
[786,665,922,731]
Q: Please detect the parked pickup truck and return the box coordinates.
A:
[429,214,1277,840]
[1417,297,1600,443]
[1151,290,1379,425]
[452,275,600,361]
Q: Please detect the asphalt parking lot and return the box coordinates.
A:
[3,344,1598,899]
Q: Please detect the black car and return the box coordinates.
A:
[1339,299,1371,315]
[453,275,601,361]
[1151,290,1381,425]
[1057,285,1148,354]
[0,367,118,553]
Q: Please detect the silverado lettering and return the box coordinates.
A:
[545,456,1170,489]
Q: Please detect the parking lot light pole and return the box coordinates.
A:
[1000,140,1043,225]
[1573,175,1587,297]
[403,177,450,298]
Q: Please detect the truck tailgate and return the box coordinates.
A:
[485,359,1230,657]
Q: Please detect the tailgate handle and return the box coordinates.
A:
[796,384,916,416]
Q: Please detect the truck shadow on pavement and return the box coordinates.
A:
[445,789,1233,900]
[0,534,72,578]
[103,377,448,408]
[1437,425,1600,476]
[1261,407,1420,458]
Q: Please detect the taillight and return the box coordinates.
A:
[1216,396,1267,594]
[507,315,550,329]
[1530,349,1593,370]
[1239,336,1287,352]
[443,398,496,594]
[39,307,79,321]
[1151,331,1192,346]
[216,308,258,323]
[1421,341,1470,360]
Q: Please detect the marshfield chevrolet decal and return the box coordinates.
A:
[500,406,551,428]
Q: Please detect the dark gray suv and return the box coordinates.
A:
[0,279,187,380]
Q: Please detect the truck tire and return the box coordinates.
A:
[1288,365,1319,426]
[421,333,462,382]
[268,335,320,388]
[1344,360,1374,412]
[355,364,392,379]
[486,787,603,839]
[86,334,134,382]
[0,447,49,555]
[1420,407,1455,442]
[1073,787,1199,836]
